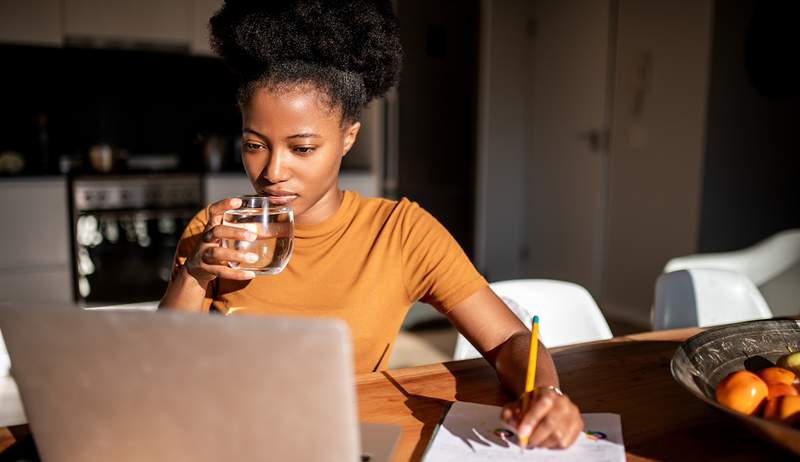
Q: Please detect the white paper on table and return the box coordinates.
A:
[423,401,625,462]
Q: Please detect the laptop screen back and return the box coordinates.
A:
[0,305,360,462]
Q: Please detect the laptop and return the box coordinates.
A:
[0,304,400,462]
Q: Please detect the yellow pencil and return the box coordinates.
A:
[519,315,539,451]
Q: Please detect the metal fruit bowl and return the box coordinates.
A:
[670,319,800,456]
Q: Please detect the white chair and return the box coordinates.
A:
[0,329,26,426]
[664,229,800,286]
[453,279,613,360]
[652,268,772,330]
[664,229,800,317]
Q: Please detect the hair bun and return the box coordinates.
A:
[210,0,402,100]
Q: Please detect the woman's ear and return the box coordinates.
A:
[341,121,362,156]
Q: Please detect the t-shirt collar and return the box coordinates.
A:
[293,190,359,239]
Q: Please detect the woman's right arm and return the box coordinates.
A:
[159,197,257,312]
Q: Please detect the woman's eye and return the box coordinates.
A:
[294,146,315,154]
[243,142,264,152]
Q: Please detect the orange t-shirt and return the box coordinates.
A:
[172,191,487,373]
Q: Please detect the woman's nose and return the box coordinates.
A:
[264,149,291,183]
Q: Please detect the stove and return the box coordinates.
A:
[69,174,203,306]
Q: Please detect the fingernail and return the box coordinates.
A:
[231,197,242,207]
[245,253,258,263]
[245,232,257,241]
[518,424,532,437]
[244,271,256,279]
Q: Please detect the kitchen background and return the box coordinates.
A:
[1,0,799,366]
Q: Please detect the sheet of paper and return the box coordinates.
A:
[423,401,625,462]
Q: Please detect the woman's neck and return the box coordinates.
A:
[294,187,344,226]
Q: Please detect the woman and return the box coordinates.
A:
[160,0,583,449]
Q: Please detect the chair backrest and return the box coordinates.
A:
[453,279,613,360]
[664,228,800,286]
[0,328,25,427]
[652,268,772,330]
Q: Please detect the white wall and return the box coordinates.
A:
[524,0,612,297]
[475,0,533,281]
[477,0,714,327]
[601,0,713,326]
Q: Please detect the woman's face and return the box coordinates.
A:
[240,85,360,225]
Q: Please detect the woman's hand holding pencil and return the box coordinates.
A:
[499,316,584,450]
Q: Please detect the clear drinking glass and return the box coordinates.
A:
[221,196,294,275]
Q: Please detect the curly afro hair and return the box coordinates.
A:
[209,0,402,123]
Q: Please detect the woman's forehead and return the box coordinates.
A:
[243,85,340,130]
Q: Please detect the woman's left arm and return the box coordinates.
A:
[445,286,584,449]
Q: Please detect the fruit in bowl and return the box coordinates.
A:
[671,319,800,456]
[777,351,800,375]
[716,365,800,425]
[758,366,797,386]
[715,371,768,415]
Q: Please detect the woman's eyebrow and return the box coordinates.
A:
[243,128,269,140]
[286,132,322,139]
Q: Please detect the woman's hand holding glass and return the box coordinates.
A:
[186,197,260,284]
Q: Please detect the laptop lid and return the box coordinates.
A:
[0,304,361,462]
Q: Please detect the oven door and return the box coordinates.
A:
[73,209,195,306]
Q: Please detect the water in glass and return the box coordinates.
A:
[222,205,293,275]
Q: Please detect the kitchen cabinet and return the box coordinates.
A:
[203,172,251,204]
[0,0,63,46]
[0,178,73,304]
[63,0,191,48]
[0,267,73,305]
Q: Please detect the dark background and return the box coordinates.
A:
[699,0,800,252]
[0,45,241,174]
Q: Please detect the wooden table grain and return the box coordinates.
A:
[1,327,796,460]
[356,327,797,461]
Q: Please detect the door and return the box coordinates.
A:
[525,0,613,296]
[396,0,480,258]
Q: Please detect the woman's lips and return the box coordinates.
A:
[265,194,298,205]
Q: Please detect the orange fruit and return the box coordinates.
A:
[767,382,799,400]
[757,366,797,386]
[763,383,800,420]
[763,395,800,424]
[715,370,768,415]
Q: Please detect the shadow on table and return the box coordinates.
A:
[380,371,452,461]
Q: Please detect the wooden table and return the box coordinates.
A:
[1,327,797,460]
[356,327,797,461]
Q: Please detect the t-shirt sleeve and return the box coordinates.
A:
[170,206,215,312]
[400,200,488,313]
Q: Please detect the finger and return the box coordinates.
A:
[198,260,256,280]
[516,392,556,444]
[540,416,580,449]
[539,428,563,449]
[500,403,516,426]
[206,197,243,227]
[527,414,559,447]
[202,246,259,266]
[562,413,584,448]
[213,266,257,280]
[203,225,257,243]
[532,400,582,449]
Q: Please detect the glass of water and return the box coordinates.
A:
[221,196,294,275]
